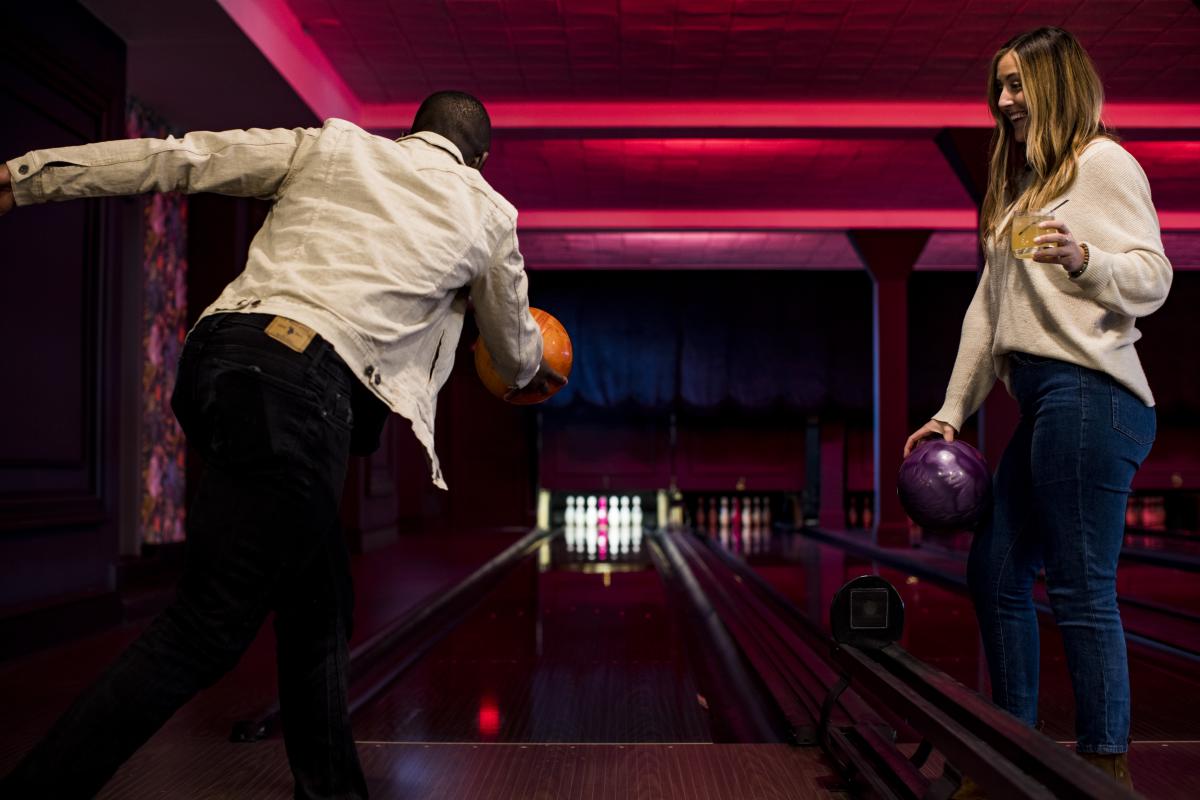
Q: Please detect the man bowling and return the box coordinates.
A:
[0,90,564,800]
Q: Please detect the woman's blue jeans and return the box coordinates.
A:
[967,352,1155,754]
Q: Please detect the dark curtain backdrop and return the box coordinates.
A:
[528,268,1200,420]
[531,270,874,414]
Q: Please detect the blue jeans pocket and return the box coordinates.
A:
[1111,383,1156,445]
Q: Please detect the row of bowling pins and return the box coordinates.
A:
[713,523,773,556]
[564,518,643,559]
[694,496,773,530]
[564,495,644,528]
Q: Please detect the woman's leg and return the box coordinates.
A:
[1032,368,1152,755]
[967,414,1043,726]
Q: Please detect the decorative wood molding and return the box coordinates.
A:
[0,8,124,539]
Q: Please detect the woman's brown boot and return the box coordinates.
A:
[949,775,986,799]
[1078,752,1133,790]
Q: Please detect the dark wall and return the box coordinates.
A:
[0,5,127,617]
[908,271,978,421]
[1139,271,1200,423]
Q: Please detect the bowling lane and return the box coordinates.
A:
[702,525,1200,747]
[1118,534,1200,629]
[352,533,713,744]
[932,528,1200,618]
[1124,529,1200,559]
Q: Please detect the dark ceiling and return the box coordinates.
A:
[289,0,1200,103]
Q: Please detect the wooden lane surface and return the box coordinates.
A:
[352,553,712,743]
[99,739,846,799]
[0,530,525,775]
[899,741,1200,800]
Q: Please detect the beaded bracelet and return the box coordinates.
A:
[1068,242,1090,280]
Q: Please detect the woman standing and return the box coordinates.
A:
[904,26,1172,791]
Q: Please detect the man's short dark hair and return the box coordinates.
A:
[411,91,491,163]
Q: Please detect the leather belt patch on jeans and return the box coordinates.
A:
[265,316,316,353]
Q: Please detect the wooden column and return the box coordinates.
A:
[849,230,931,547]
[818,418,846,530]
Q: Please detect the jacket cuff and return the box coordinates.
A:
[512,335,544,389]
[5,156,43,205]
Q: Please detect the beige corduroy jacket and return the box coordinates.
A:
[7,120,543,488]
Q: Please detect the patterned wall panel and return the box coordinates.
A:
[127,100,188,545]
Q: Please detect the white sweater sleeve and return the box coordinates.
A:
[933,261,998,432]
[1067,146,1173,318]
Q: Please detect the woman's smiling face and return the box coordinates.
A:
[996,50,1028,143]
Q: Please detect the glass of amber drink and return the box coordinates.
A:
[1012,212,1052,260]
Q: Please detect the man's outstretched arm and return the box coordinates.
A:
[3,126,316,209]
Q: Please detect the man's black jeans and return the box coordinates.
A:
[2,312,369,799]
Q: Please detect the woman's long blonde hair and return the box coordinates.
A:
[980,27,1112,241]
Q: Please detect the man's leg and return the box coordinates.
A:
[0,453,313,798]
[274,523,367,800]
[197,316,366,797]
[2,316,358,798]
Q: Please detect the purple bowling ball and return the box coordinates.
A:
[897,438,992,531]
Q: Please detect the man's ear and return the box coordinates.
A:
[472,150,489,171]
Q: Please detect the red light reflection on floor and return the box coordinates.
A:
[478,697,501,738]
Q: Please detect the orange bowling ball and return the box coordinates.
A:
[475,307,573,405]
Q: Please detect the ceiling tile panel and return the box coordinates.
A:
[482,137,973,211]
[511,230,1200,271]
[517,230,864,270]
[268,0,1197,257]
[290,0,1200,102]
